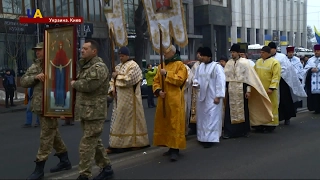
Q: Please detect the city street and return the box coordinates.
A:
[0,98,318,179]
[46,110,320,179]
[0,99,156,179]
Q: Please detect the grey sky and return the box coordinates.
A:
[307,0,320,29]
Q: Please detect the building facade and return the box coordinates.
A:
[0,0,37,76]
[193,0,232,60]
[230,0,308,47]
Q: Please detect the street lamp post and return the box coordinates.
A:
[78,0,86,48]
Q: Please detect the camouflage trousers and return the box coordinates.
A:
[36,116,67,161]
[79,120,111,176]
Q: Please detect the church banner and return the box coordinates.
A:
[43,25,77,118]
[100,0,128,46]
[142,0,188,52]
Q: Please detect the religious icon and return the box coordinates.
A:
[50,41,72,108]
[102,0,113,13]
[43,25,77,118]
[153,0,173,13]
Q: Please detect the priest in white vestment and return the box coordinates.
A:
[303,44,320,114]
[286,46,304,110]
[268,42,307,125]
[193,47,225,148]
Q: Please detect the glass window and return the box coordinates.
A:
[69,0,74,16]
[3,0,13,13]
[83,0,88,20]
[62,0,69,16]
[88,0,94,20]
[55,0,62,16]
[94,0,100,21]
[128,4,134,28]
[0,41,5,71]
[49,0,54,16]
[24,0,32,15]
[124,3,129,25]
[12,0,22,14]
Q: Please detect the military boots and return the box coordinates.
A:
[50,151,72,173]
[93,165,114,180]
[26,160,46,180]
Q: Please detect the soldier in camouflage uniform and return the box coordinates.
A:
[71,40,113,180]
[20,42,72,180]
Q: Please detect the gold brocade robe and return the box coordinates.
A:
[153,61,188,149]
[108,60,149,148]
[254,57,281,126]
[225,58,273,126]
[190,61,201,124]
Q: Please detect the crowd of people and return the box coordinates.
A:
[9,38,320,180]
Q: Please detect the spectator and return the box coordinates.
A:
[22,88,40,128]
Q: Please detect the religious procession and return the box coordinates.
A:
[2,0,320,179]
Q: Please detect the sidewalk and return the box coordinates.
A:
[0,89,26,114]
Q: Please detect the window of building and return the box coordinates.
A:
[237,27,241,38]
[1,0,33,14]
[83,0,88,20]
[247,28,251,43]
[256,29,260,44]
[124,0,138,32]
[50,0,75,17]
[82,0,103,21]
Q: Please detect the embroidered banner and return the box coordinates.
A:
[142,0,188,53]
[100,0,128,46]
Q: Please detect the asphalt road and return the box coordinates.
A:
[0,98,311,179]
[0,98,157,179]
[46,110,320,179]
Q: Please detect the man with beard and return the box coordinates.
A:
[223,44,273,139]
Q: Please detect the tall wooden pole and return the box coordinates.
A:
[159,27,166,118]
[109,28,117,105]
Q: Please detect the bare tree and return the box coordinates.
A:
[1,0,30,99]
[307,25,315,49]
[134,0,148,67]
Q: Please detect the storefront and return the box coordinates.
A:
[0,18,37,77]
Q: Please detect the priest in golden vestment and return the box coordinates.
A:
[253,46,281,133]
[188,47,203,135]
[153,45,188,162]
[223,44,273,139]
[106,47,150,154]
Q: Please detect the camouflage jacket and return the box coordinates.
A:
[20,59,43,114]
[73,56,109,121]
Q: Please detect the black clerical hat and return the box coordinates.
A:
[201,47,212,57]
[230,44,240,52]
